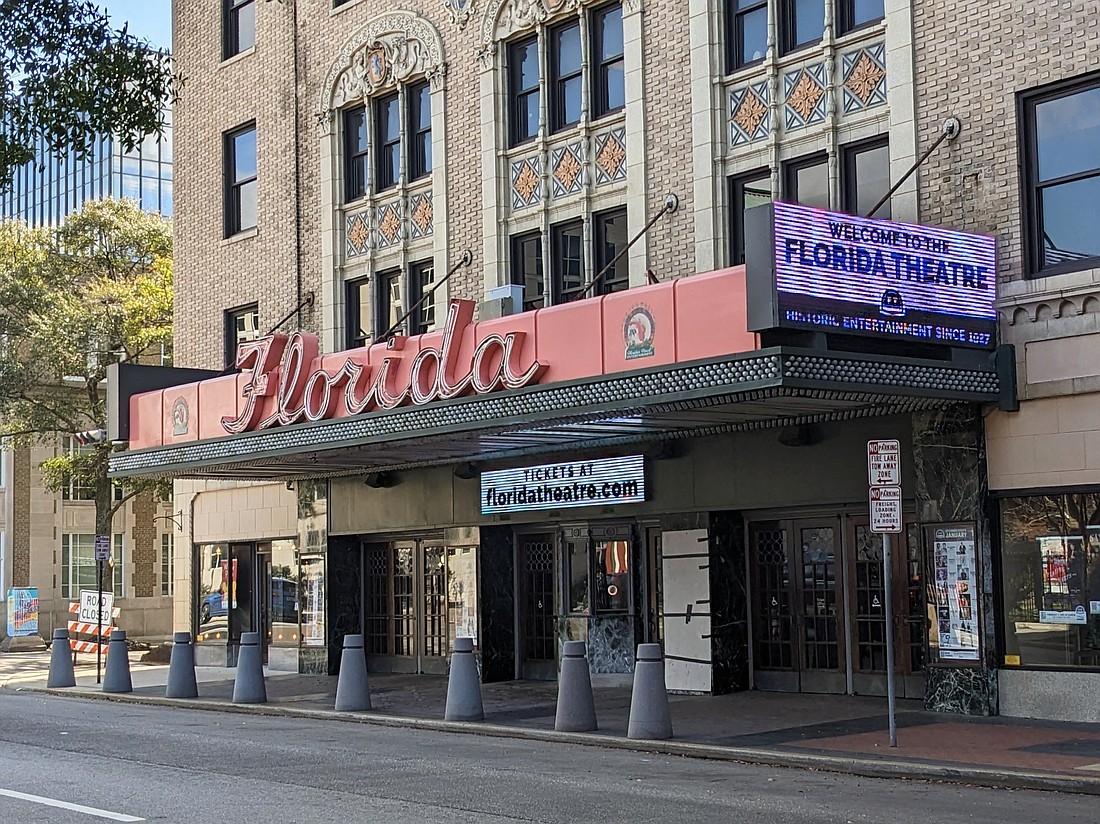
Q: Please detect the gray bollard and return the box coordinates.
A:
[334,634,372,712]
[555,640,598,732]
[102,630,133,694]
[47,628,76,688]
[627,643,673,740]
[444,636,484,721]
[232,631,267,704]
[165,631,199,699]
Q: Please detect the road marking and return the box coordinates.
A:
[0,788,144,821]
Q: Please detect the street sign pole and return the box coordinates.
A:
[882,533,897,748]
[96,559,103,685]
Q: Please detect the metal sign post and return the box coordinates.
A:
[94,534,111,685]
[867,440,902,748]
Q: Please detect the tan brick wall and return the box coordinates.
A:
[130,492,157,598]
[11,447,29,587]
[913,0,1100,285]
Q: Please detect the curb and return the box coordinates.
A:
[11,684,1100,796]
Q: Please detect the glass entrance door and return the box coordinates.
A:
[519,532,556,680]
[226,542,254,667]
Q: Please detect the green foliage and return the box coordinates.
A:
[0,0,178,184]
[0,198,173,530]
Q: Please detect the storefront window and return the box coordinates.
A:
[595,539,630,612]
[269,539,299,648]
[195,542,229,644]
[1000,493,1100,669]
[447,546,478,647]
[300,554,325,647]
[566,537,589,614]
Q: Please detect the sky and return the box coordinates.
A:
[99,1,173,52]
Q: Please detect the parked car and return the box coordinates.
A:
[200,590,227,624]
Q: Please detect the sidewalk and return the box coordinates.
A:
[4,650,1100,795]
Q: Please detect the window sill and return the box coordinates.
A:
[219,47,256,70]
[221,227,259,246]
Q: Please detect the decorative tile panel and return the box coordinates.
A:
[375,202,403,249]
[409,191,434,239]
[842,43,887,113]
[511,156,542,209]
[594,127,627,185]
[783,63,828,131]
[345,210,371,258]
[551,142,584,198]
[729,80,770,146]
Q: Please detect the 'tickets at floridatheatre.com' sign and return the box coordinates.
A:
[746,202,998,349]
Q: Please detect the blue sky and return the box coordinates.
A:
[99,1,172,52]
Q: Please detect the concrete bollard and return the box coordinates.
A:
[334,634,372,712]
[627,643,673,740]
[102,630,133,694]
[231,631,267,704]
[444,636,484,722]
[555,641,598,732]
[165,631,199,699]
[47,628,76,688]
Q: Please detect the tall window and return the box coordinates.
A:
[409,260,435,334]
[408,82,432,180]
[346,277,371,348]
[842,138,891,218]
[725,0,768,72]
[1020,74,1100,275]
[594,208,629,294]
[592,4,625,118]
[223,0,255,60]
[552,220,586,302]
[728,170,772,265]
[161,532,174,597]
[376,268,403,337]
[785,153,829,209]
[511,231,545,311]
[550,21,583,132]
[61,435,95,501]
[224,123,257,236]
[225,304,260,367]
[375,93,401,191]
[837,0,885,33]
[62,534,124,598]
[343,105,369,202]
[780,0,826,54]
[509,37,541,146]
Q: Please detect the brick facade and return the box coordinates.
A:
[11,447,30,587]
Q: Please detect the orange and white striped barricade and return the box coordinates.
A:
[67,601,121,655]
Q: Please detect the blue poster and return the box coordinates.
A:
[6,588,39,637]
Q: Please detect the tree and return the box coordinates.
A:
[0,1,176,183]
[0,198,173,542]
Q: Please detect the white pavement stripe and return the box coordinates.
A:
[0,788,145,821]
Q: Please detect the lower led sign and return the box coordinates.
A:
[481,455,646,514]
[746,202,998,349]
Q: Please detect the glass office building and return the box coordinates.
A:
[0,108,173,226]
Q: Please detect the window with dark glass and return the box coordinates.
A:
[594,539,630,612]
[408,82,432,180]
[592,4,625,118]
[346,277,371,349]
[375,93,401,190]
[837,0,885,34]
[511,231,545,311]
[594,208,629,294]
[343,106,368,202]
[999,492,1100,670]
[552,220,585,302]
[842,138,891,218]
[224,123,257,236]
[550,22,583,132]
[780,0,825,54]
[224,303,259,367]
[728,170,771,265]
[223,0,255,60]
[784,153,829,210]
[409,259,435,334]
[725,0,768,72]
[509,37,541,146]
[1020,75,1100,275]
[376,268,403,338]
[566,536,590,614]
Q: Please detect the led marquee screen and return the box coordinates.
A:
[748,202,998,349]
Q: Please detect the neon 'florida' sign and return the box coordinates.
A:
[222,300,545,434]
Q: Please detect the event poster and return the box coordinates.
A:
[6,587,39,637]
[932,526,980,661]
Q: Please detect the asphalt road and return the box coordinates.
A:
[0,691,1094,823]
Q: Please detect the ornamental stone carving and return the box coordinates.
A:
[323,12,446,112]
[481,0,581,47]
[443,0,476,29]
